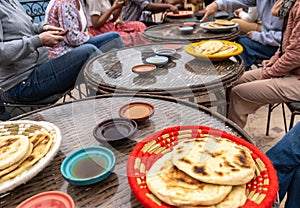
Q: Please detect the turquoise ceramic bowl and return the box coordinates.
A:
[61,146,116,185]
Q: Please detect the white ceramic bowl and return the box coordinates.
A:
[179,26,194,34]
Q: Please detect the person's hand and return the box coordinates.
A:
[234,8,243,16]
[168,4,179,13]
[115,19,124,25]
[43,25,65,33]
[39,31,66,47]
[262,60,275,68]
[247,31,254,39]
[200,2,218,22]
[112,0,124,9]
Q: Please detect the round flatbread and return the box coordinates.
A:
[214,19,235,26]
[195,41,224,55]
[0,142,33,177]
[214,44,238,55]
[173,137,256,185]
[0,132,53,182]
[179,185,247,208]
[146,152,232,206]
[0,135,30,170]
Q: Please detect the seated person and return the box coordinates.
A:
[121,0,179,26]
[202,0,283,70]
[45,0,125,58]
[227,0,300,128]
[0,0,101,104]
[266,122,300,208]
[231,7,261,34]
[85,0,148,46]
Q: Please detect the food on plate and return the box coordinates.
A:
[214,44,238,55]
[146,152,233,206]
[172,137,256,185]
[0,143,33,177]
[214,19,235,26]
[0,135,31,170]
[179,185,247,208]
[204,20,235,28]
[0,132,53,183]
[195,41,224,55]
[167,10,193,16]
[194,41,238,55]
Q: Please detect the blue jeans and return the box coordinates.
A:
[86,32,124,52]
[237,35,278,71]
[7,44,100,102]
[266,122,300,208]
[6,32,124,102]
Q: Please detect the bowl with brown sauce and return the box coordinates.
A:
[60,146,116,185]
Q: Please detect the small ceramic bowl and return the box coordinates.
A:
[182,22,196,28]
[154,48,177,57]
[179,26,194,34]
[145,56,169,66]
[93,118,137,142]
[132,64,156,75]
[119,102,155,122]
[17,191,75,208]
[61,146,116,186]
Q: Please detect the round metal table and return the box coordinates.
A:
[83,43,244,114]
[142,22,240,43]
[2,94,255,207]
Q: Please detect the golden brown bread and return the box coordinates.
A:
[172,137,256,185]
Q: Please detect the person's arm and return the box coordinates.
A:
[237,7,259,22]
[32,22,47,34]
[89,0,124,28]
[201,0,252,21]
[262,8,300,79]
[145,3,178,14]
[59,2,90,46]
[0,21,64,66]
[250,29,282,47]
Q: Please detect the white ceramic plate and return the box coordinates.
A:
[0,120,62,194]
[200,22,239,32]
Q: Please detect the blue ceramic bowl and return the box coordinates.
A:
[61,146,116,185]
[145,56,169,66]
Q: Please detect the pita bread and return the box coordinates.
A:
[179,185,247,208]
[0,142,33,177]
[214,19,235,26]
[146,152,232,206]
[214,44,238,55]
[0,135,30,170]
[195,41,224,55]
[0,132,53,182]
[173,137,256,185]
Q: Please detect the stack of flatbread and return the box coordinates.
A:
[0,132,53,183]
[194,40,238,55]
[205,20,235,28]
[146,136,256,207]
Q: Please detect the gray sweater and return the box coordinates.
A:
[0,0,49,91]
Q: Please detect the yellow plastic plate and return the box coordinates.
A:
[184,40,243,61]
